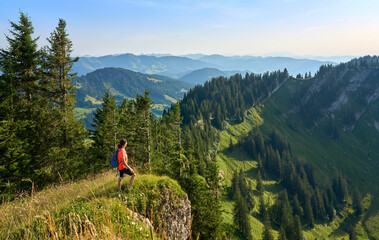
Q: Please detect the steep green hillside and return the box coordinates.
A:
[74,67,192,127]
[257,58,379,239]
[176,56,379,239]
[216,109,374,240]
[259,61,379,195]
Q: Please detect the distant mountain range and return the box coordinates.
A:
[74,67,192,128]
[72,54,213,79]
[73,53,337,80]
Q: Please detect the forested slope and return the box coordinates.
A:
[176,56,379,239]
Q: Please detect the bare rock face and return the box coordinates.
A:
[158,187,191,240]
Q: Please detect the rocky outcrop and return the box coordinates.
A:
[159,192,191,240]
[123,175,191,240]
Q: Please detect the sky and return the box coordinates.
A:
[1,0,379,57]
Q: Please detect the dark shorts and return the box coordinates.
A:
[119,168,134,178]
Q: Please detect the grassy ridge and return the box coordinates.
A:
[0,172,186,239]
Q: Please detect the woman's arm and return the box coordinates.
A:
[121,153,134,173]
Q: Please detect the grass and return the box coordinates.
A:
[259,77,379,238]
[73,107,96,120]
[164,95,177,103]
[215,101,377,239]
[216,107,280,240]
[84,95,103,105]
[0,171,188,240]
[147,77,163,83]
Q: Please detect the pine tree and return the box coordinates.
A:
[233,185,252,240]
[304,194,314,228]
[0,11,48,191]
[262,210,274,240]
[183,174,222,240]
[90,89,118,172]
[42,18,86,180]
[257,170,264,193]
[293,194,304,217]
[134,90,153,169]
[279,225,287,240]
[292,215,303,240]
[352,186,363,216]
[259,193,266,216]
[257,154,265,176]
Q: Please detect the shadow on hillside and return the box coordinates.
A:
[220,146,254,162]
[329,213,360,238]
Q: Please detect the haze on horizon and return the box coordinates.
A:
[1,0,379,58]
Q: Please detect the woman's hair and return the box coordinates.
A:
[118,138,127,148]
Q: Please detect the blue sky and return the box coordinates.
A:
[1,0,379,57]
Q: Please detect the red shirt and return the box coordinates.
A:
[117,148,127,170]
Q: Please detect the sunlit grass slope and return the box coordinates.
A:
[259,77,379,238]
[216,104,377,239]
[0,172,186,239]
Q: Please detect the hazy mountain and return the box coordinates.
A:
[74,67,192,128]
[73,53,335,79]
[198,54,336,76]
[72,53,214,78]
[179,68,247,85]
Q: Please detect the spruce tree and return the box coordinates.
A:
[133,90,153,169]
[352,186,363,216]
[292,215,303,240]
[262,210,274,240]
[0,11,47,191]
[42,18,86,179]
[293,194,304,217]
[257,170,264,193]
[279,225,287,240]
[233,185,252,240]
[90,89,118,172]
[304,194,315,227]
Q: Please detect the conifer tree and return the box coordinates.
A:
[90,89,118,172]
[304,194,314,227]
[279,225,287,240]
[259,193,266,216]
[293,194,304,217]
[262,210,274,240]
[42,18,86,179]
[233,185,252,240]
[353,186,363,216]
[133,90,153,169]
[0,12,47,190]
[257,170,264,193]
[292,215,303,240]
[183,174,222,240]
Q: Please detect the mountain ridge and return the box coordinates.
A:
[73,53,336,78]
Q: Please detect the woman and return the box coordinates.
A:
[117,138,136,192]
